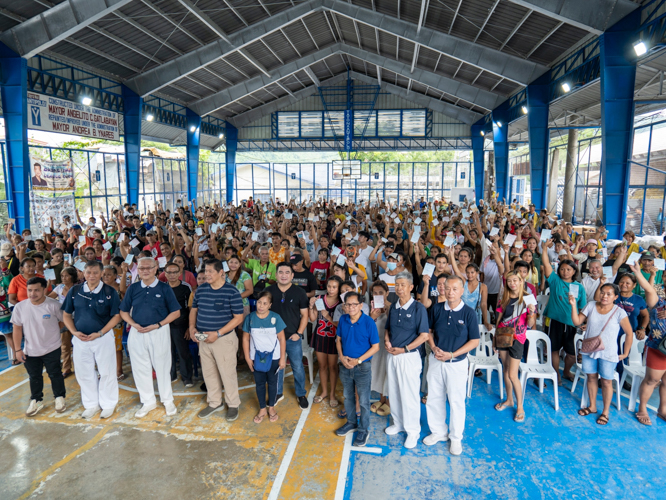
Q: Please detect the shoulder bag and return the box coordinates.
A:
[494,302,524,349]
[580,306,617,354]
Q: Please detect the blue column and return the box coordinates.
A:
[122,85,142,207]
[492,110,509,203]
[471,122,485,202]
[600,12,639,240]
[186,108,201,203]
[0,43,30,232]
[526,72,550,210]
[225,122,237,204]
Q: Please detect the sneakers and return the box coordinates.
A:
[198,405,224,419]
[385,424,403,436]
[298,396,309,409]
[423,433,449,446]
[226,407,239,421]
[184,380,194,388]
[100,407,115,419]
[26,400,44,417]
[274,394,284,406]
[335,422,358,436]
[404,434,419,449]
[353,431,369,447]
[165,402,177,416]
[55,397,66,413]
[135,403,157,418]
[450,440,463,456]
[200,382,207,392]
[81,405,101,419]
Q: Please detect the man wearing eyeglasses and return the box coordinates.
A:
[334,291,379,447]
[164,262,194,387]
[120,257,182,418]
[266,262,310,409]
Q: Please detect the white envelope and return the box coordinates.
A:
[124,254,133,265]
[315,298,325,311]
[444,236,456,247]
[432,219,438,226]
[656,258,666,271]
[569,284,579,298]
[523,294,537,307]
[241,226,248,232]
[422,262,435,277]
[196,228,203,236]
[78,235,86,245]
[336,254,347,266]
[504,234,517,246]
[626,253,640,266]
[602,266,614,279]
[373,295,385,309]
[44,269,56,281]
[285,212,293,220]
[489,227,500,236]
[74,261,86,271]
[158,257,167,268]
[118,233,126,242]
[130,238,140,248]
[222,261,230,272]
[331,246,341,256]
[540,229,552,242]
[103,241,112,251]
[252,232,259,241]
[410,231,420,244]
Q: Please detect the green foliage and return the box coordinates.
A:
[344,150,456,163]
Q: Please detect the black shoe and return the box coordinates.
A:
[200,382,207,392]
[226,407,239,421]
[274,394,284,406]
[298,396,309,409]
[184,380,193,388]
[336,422,358,436]
[353,431,369,447]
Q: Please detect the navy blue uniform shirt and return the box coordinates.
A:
[428,300,480,361]
[386,298,429,348]
[120,278,181,327]
[62,282,120,335]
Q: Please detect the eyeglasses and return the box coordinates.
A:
[346,303,361,307]
[137,267,154,271]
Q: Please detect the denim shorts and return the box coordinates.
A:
[581,354,616,380]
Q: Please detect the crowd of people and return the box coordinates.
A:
[3,193,666,456]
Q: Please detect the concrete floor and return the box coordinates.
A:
[1,349,666,500]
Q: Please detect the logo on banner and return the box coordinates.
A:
[31,106,41,126]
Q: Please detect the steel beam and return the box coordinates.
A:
[175,0,231,43]
[600,11,639,238]
[526,72,550,210]
[506,0,639,35]
[186,108,201,202]
[416,0,429,34]
[0,42,30,231]
[0,0,132,59]
[492,108,509,202]
[225,123,238,204]
[122,85,142,206]
[127,0,547,97]
[471,121,485,202]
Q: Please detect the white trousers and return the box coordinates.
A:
[426,355,469,442]
[72,332,119,410]
[128,325,173,405]
[387,351,422,435]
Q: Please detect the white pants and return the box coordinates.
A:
[128,325,173,405]
[387,351,422,435]
[72,332,119,410]
[426,355,468,442]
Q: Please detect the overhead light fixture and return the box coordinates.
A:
[634,41,647,57]
[561,82,571,93]
[480,131,485,136]
[218,133,224,139]
[522,105,528,115]
[146,114,154,122]
[190,125,196,132]
[496,121,502,128]
[81,96,92,106]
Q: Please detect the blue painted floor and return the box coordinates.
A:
[345,375,666,500]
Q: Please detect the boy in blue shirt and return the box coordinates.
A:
[335,292,379,447]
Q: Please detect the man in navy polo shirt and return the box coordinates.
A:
[385,271,430,449]
[120,257,181,418]
[62,261,121,419]
[335,292,379,447]
[190,259,244,421]
[424,275,479,456]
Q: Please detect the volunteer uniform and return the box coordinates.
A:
[62,282,121,411]
[385,298,429,437]
[120,278,181,407]
[426,300,479,443]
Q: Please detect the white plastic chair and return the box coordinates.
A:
[619,336,646,412]
[0,332,13,362]
[519,330,559,411]
[467,326,503,399]
[302,331,314,384]
[570,332,586,394]
[579,334,623,411]
[536,294,549,330]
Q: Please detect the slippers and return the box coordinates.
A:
[337,410,347,419]
[514,412,525,423]
[578,407,597,417]
[370,401,383,413]
[329,399,339,408]
[636,413,653,426]
[495,402,512,412]
[117,374,125,381]
[596,414,609,426]
[254,412,266,424]
[376,403,391,417]
[313,395,325,404]
[658,413,666,423]
[421,395,428,404]
[269,411,278,423]
[12,359,20,366]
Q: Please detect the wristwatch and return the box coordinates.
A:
[404,345,411,353]
[217,329,223,338]
[357,358,362,365]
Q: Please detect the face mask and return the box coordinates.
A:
[387,262,397,271]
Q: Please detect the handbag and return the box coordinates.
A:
[493,303,524,349]
[254,338,278,372]
[580,306,617,354]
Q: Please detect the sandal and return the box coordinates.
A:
[253,411,267,424]
[329,399,339,408]
[117,373,125,381]
[62,370,73,378]
[563,374,575,383]
[376,403,391,417]
[596,414,609,426]
[12,359,20,366]
[514,411,525,423]
[658,413,666,423]
[495,402,512,412]
[370,401,383,413]
[269,410,278,423]
[313,395,325,404]
[337,409,347,419]
[421,395,428,404]
[578,407,597,417]
[636,412,652,426]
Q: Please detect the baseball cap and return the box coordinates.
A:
[290,254,304,264]
[72,224,82,230]
[640,252,655,261]
[348,240,360,247]
[0,242,12,257]
[586,239,597,246]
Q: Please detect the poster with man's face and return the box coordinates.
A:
[30,158,75,193]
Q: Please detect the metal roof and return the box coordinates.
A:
[0,0,651,144]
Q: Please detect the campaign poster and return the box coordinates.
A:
[26,92,120,141]
[30,157,75,194]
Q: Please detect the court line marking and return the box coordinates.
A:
[0,363,20,376]
[334,433,353,500]
[350,446,382,454]
[0,378,30,398]
[267,373,320,500]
